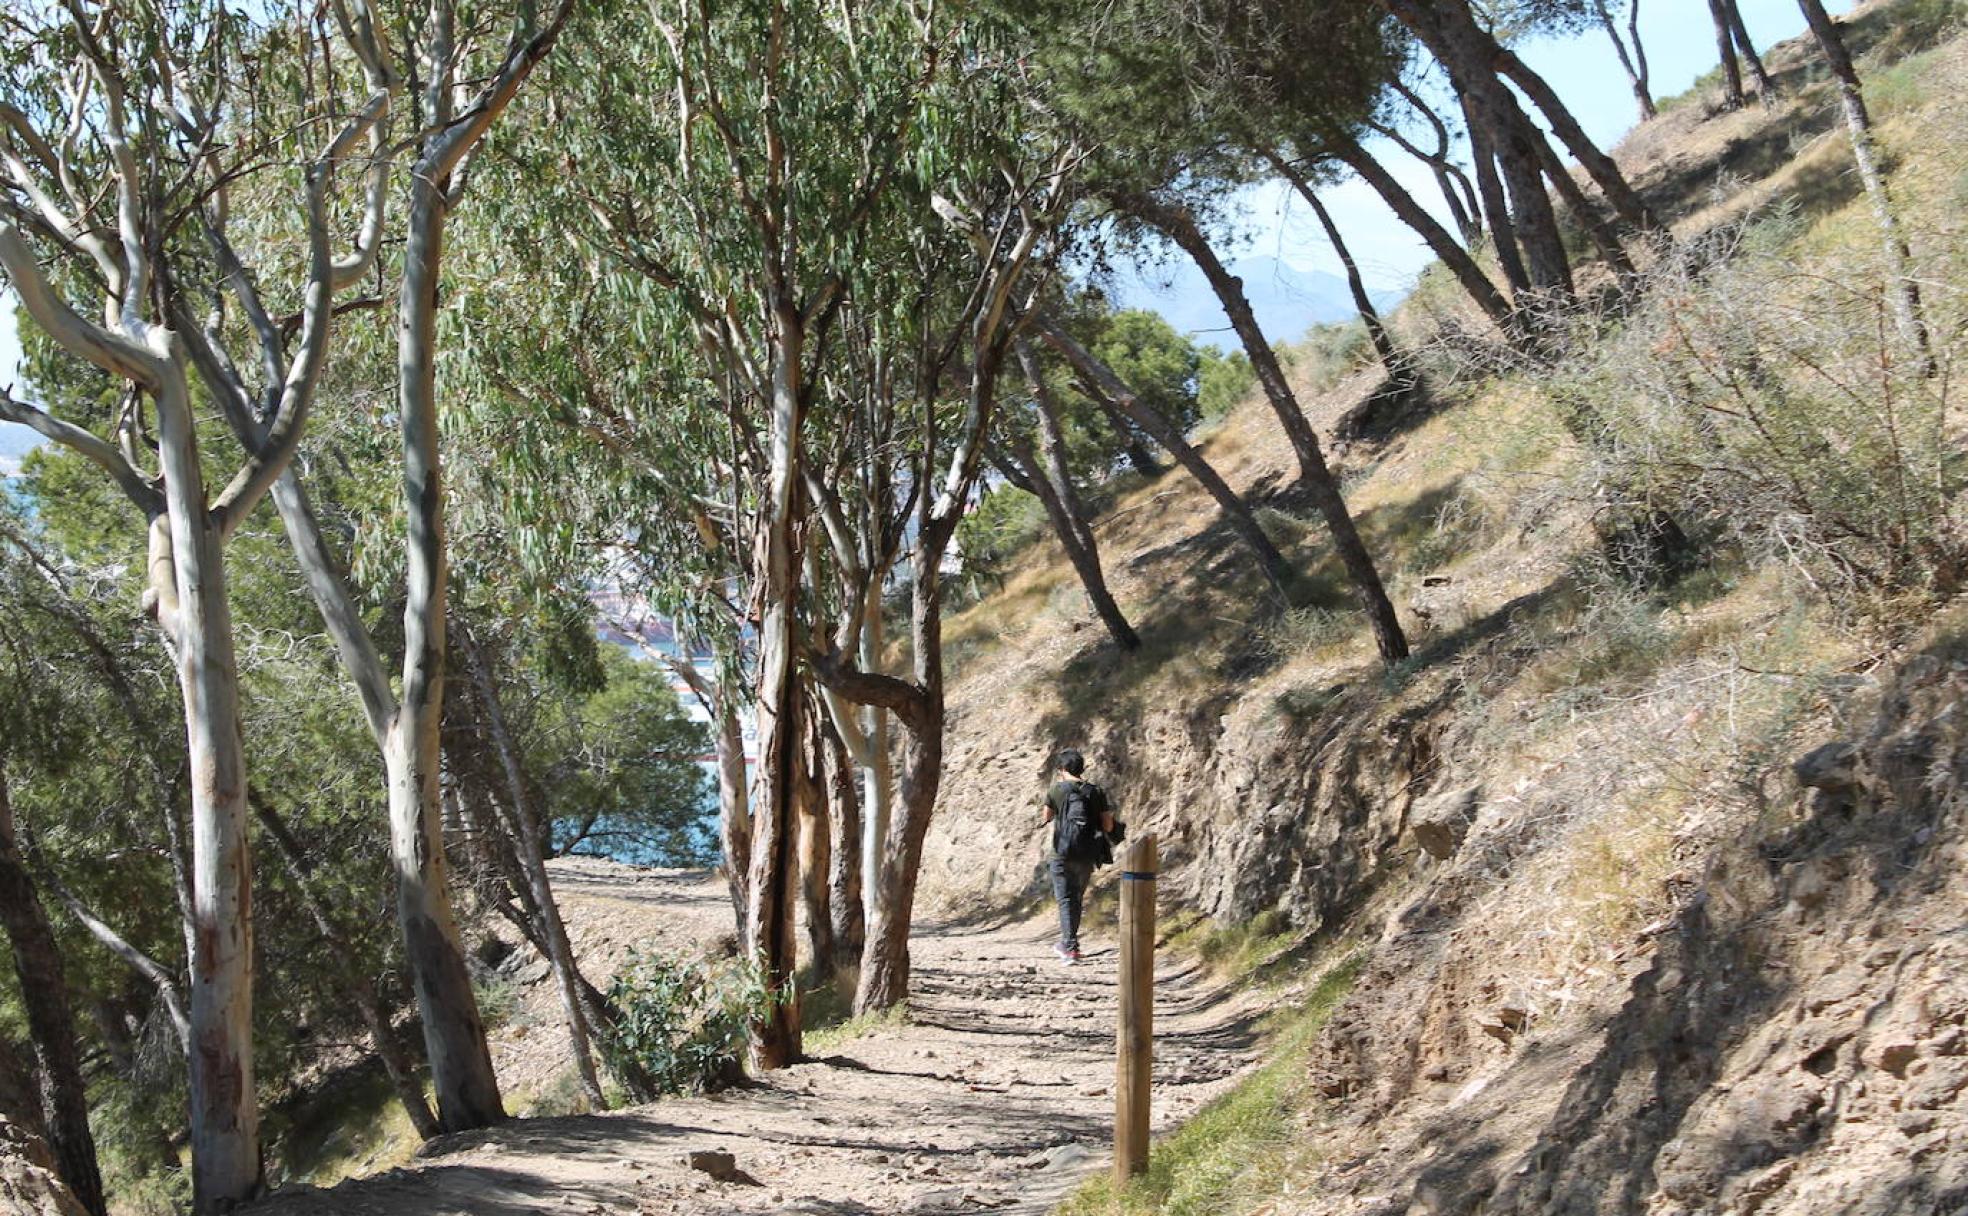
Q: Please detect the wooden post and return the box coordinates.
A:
[1115,833,1157,1186]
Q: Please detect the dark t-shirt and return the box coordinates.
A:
[1045,779,1109,857]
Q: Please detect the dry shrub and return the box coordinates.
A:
[1547,216,1967,607]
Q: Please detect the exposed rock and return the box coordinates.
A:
[1036,1143,1089,1173]
[682,1148,761,1186]
[1793,742,1859,793]
[1410,786,1480,861]
[1474,1005,1530,1046]
[0,1120,88,1216]
[1877,1042,1919,1079]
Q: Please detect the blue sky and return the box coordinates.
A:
[1,0,1853,467]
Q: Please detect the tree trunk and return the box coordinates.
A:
[458,625,605,1110]
[150,370,262,1214]
[1368,121,1479,248]
[1268,155,1406,381]
[1380,0,1595,292]
[0,1035,47,1141]
[1796,0,1935,376]
[249,792,440,1141]
[1034,316,1296,598]
[673,653,752,930]
[1532,136,1637,278]
[1708,0,1748,108]
[853,553,945,1014]
[1595,0,1657,120]
[1725,0,1776,98]
[0,765,106,1216]
[821,716,864,974]
[450,780,662,1102]
[1030,345,1106,561]
[1001,434,1140,650]
[393,171,505,1134]
[1494,45,1662,234]
[1118,192,1409,663]
[1330,136,1514,329]
[1013,343,1140,651]
[855,605,893,953]
[1462,105,1533,300]
[1480,100,1576,300]
[1383,80,1484,242]
[39,873,189,1050]
[795,701,835,985]
[744,303,807,1070]
[847,194,1041,1015]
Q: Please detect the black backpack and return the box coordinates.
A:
[1057,781,1110,865]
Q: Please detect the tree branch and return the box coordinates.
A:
[0,384,161,513]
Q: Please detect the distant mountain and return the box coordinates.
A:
[1107,254,1401,348]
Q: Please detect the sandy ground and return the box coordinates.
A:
[251,861,1273,1216]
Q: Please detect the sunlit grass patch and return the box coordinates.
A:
[803,1001,908,1056]
[1056,954,1363,1216]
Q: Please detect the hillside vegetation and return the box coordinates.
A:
[913,3,1968,1212]
[2,0,1965,1210]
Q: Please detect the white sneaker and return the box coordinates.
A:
[1055,943,1076,965]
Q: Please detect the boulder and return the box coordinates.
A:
[1410,786,1481,861]
[682,1148,761,1186]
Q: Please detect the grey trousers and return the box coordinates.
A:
[1050,856,1095,951]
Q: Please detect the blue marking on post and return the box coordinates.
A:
[1120,871,1156,881]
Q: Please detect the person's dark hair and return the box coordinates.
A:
[1056,748,1085,777]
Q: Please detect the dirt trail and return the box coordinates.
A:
[253,863,1272,1216]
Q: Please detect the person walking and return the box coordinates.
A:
[1041,748,1116,965]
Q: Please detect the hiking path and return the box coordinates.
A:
[251,861,1273,1216]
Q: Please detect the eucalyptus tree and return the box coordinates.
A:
[0,0,400,1199]
[811,147,1077,1012]
[509,0,990,1052]
[795,296,914,979]
[162,0,583,1133]
[6,461,447,1158]
[446,245,756,924]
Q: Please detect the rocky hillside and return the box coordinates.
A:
[912,3,1968,1212]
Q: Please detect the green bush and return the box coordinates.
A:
[1288,320,1373,393]
[598,948,782,1097]
[956,481,1050,586]
[1197,346,1256,421]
